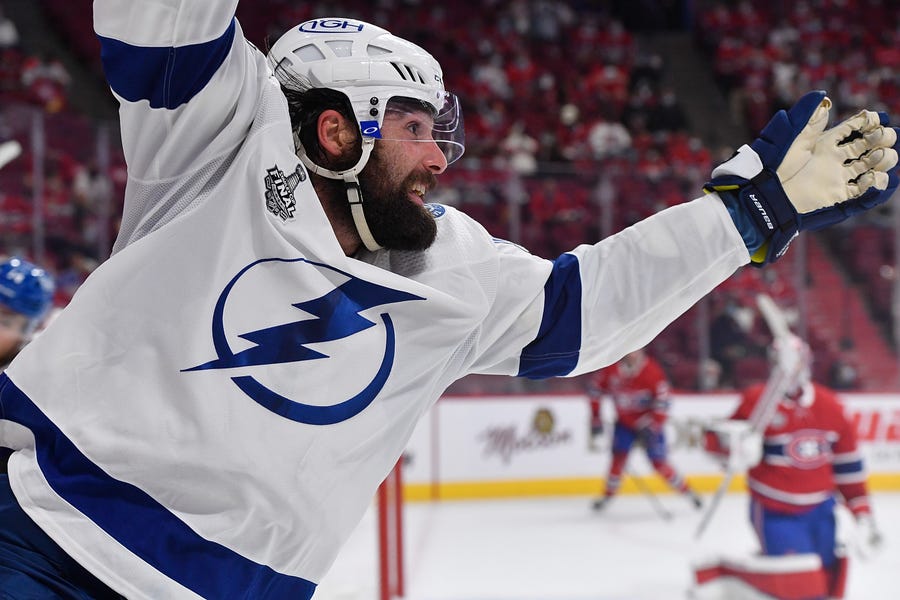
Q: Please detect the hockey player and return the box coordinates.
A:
[0,2,896,597]
[0,256,54,369]
[588,347,702,510]
[0,256,54,477]
[697,335,882,600]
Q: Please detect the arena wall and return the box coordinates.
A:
[402,393,900,501]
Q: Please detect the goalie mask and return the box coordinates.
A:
[770,333,813,400]
[267,18,465,251]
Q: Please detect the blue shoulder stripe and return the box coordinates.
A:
[517,253,582,378]
[97,19,236,109]
[0,374,316,599]
[833,459,864,475]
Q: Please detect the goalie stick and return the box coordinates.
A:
[695,294,800,539]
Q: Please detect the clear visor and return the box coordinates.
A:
[364,93,465,165]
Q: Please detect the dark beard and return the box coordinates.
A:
[357,147,438,251]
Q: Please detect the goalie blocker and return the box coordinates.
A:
[691,552,848,600]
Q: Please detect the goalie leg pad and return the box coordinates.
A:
[826,554,848,600]
[693,553,828,600]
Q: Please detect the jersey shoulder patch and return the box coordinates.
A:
[424,203,446,218]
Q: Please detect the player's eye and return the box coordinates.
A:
[407,121,422,136]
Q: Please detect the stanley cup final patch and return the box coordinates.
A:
[264,163,307,221]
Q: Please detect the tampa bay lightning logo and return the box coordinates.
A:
[424,203,445,218]
[183,257,423,425]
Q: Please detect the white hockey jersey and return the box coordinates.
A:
[0,1,750,598]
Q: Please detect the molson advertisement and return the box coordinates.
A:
[400,393,900,501]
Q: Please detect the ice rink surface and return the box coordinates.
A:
[315,490,900,600]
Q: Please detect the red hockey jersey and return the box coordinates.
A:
[733,382,870,515]
[589,355,671,431]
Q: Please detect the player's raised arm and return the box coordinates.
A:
[93,0,262,181]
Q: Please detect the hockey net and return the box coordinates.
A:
[377,459,405,600]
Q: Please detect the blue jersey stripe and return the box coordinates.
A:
[833,459,864,475]
[762,442,785,456]
[517,253,582,378]
[98,19,236,109]
[0,374,316,599]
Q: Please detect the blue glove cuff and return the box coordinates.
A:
[708,168,800,265]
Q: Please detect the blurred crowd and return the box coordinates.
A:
[694,0,900,136]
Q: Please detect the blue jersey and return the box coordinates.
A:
[0,1,749,597]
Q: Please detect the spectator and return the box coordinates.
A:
[710,296,763,388]
[20,52,71,113]
[0,7,19,49]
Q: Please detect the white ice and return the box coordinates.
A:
[314,491,900,600]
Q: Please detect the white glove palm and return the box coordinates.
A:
[779,101,897,211]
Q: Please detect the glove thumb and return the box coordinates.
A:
[751,90,830,168]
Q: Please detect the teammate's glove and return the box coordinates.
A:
[705,90,900,265]
[855,514,884,560]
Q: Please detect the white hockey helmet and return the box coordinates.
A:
[267,18,464,169]
[267,18,465,250]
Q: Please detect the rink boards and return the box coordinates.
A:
[402,393,900,501]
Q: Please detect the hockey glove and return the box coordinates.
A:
[588,395,604,436]
[635,412,664,434]
[705,90,900,265]
[855,514,884,560]
[703,419,763,470]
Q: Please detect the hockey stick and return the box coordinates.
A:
[695,294,796,539]
[694,365,791,538]
[628,469,673,522]
[0,140,22,171]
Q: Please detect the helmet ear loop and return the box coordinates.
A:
[292,132,383,252]
[344,140,382,252]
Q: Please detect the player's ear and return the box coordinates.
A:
[317,109,358,160]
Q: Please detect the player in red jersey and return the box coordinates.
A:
[588,347,702,511]
[701,335,882,599]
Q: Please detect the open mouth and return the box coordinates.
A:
[408,185,427,205]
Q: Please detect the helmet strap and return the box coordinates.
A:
[295,137,383,252]
[344,177,381,252]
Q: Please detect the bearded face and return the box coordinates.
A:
[357,139,439,251]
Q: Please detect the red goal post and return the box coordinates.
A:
[377,458,405,600]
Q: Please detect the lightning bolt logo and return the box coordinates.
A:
[183,258,424,425]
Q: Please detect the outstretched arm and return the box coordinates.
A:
[513,93,897,378]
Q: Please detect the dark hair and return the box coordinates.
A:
[281,86,360,169]
[385,96,436,119]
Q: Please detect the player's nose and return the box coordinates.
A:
[423,139,448,174]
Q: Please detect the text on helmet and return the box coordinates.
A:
[298,19,365,34]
